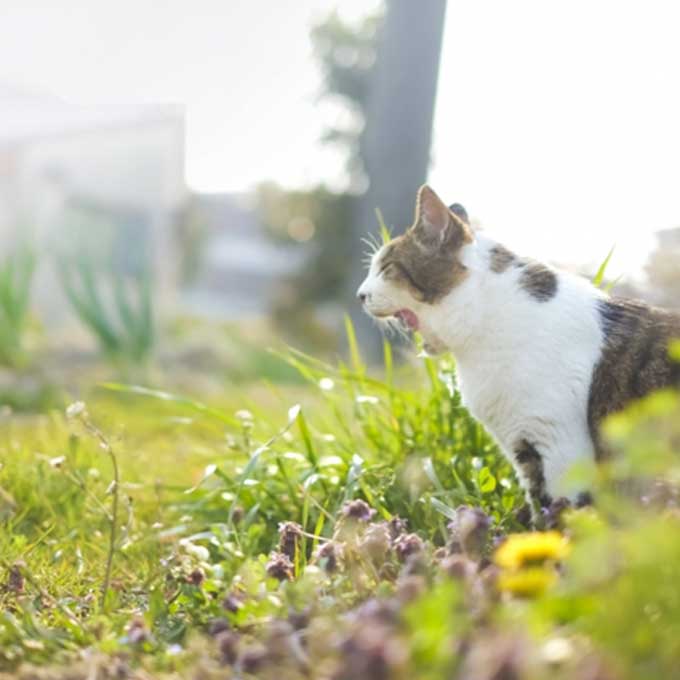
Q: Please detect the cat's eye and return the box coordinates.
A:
[379,262,393,276]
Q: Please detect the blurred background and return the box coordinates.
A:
[1,0,679,402]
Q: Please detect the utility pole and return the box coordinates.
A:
[347,0,448,361]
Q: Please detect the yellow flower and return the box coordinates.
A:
[494,531,570,570]
[497,566,557,597]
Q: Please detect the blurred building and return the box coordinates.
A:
[181,193,304,320]
[0,82,305,331]
[0,82,186,324]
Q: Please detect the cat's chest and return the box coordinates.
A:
[456,360,522,436]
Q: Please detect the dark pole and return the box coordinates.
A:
[347,0,448,361]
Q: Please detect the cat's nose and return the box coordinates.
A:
[358,292,367,304]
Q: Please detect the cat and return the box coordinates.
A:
[357,184,680,511]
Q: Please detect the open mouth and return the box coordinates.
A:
[394,309,419,331]
[366,307,420,331]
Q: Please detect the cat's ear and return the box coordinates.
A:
[448,203,469,226]
[412,185,473,249]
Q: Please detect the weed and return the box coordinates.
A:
[59,254,154,366]
[0,323,678,679]
[0,245,36,368]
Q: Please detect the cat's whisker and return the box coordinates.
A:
[360,238,379,257]
[368,232,381,247]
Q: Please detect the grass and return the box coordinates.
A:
[0,323,679,679]
[0,245,36,369]
[59,255,154,367]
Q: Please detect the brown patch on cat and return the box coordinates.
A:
[588,298,680,459]
[377,186,473,304]
[378,234,469,304]
[513,439,552,509]
[519,262,558,302]
[489,244,517,273]
[489,245,558,305]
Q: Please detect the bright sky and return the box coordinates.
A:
[1,0,679,278]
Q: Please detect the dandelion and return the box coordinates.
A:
[496,566,558,597]
[493,531,569,570]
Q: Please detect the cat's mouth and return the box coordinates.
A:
[394,308,419,331]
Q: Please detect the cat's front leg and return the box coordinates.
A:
[510,436,594,526]
[512,438,553,517]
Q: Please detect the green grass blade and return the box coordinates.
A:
[99,383,238,426]
[592,245,615,288]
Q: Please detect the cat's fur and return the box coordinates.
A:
[357,185,680,508]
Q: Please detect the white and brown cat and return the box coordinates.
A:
[357,185,680,510]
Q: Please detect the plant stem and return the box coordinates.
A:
[102,443,119,611]
[82,419,120,611]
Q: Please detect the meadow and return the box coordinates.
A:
[1,306,680,680]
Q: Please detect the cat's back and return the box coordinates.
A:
[588,296,680,456]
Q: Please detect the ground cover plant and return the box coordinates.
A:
[0,246,37,370]
[0,325,679,679]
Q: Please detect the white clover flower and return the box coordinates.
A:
[356,395,379,405]
[66,401,86,419]
[179,540,210,561]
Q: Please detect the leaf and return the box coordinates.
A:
[344,315,364,375]
[592,245,616,288]
[296,409,319,468]
[342,454,364,504]
[375,208,392,244]
[604,274,623,294]
[423,457,445,492]
[478,466,497,494]
[287,404,301,424]
[100,383,237,426]
[430,497,458,522]
[184,464,217,494]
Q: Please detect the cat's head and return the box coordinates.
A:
[356,185,474,331]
